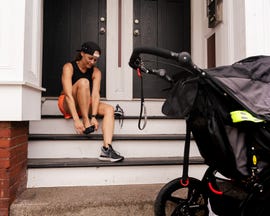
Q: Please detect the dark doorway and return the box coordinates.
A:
[133,0,190,98]
[42,0,106,97]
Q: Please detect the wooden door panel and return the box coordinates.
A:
[42,0,106,97]
[133,0,190,98]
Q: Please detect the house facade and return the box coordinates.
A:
[1,0,270,215]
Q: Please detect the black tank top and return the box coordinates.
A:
[71,61,94,89]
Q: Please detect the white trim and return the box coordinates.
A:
[121,0,133,100]
[230,0,246,61]
[0,0,43,121]
[0,85,42,121]
[0,81,45,92]
[106,0,133,100]
[24,0,43,86]
[190,0,207,68]
[0,0,25,81]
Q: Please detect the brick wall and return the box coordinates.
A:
[0,122,28,216]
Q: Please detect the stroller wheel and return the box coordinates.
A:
[154,177,209,216]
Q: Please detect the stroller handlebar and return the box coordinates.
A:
[129,46,195,70]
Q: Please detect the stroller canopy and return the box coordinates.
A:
[207,55,270,121]
[163,55,270,121]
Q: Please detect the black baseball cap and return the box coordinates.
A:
[77,41,101,56]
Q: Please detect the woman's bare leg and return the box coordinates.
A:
[64,79,114,146]
[63,78,91,129]
[97,102,115,147]
[74,79,91,128]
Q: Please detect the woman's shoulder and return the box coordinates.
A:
[92,66,101,75]
[92,66,101,80]
[62,62,74,73]
[93,66,101,73]
[66,60,76,65]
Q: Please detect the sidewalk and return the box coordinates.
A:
[10,184,164,216]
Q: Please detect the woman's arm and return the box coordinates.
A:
[90,67,102,129]
[62,63,85,133]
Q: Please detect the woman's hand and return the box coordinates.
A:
[90,117,99,130]
[74,119,85,134]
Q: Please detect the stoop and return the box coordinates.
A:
[9,98,207,215]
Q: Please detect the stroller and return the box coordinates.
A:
[129,47,270,216]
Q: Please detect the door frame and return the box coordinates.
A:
[106,0,133,100]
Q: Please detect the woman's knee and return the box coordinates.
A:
[76,78,90,90]
[103,104,115,117]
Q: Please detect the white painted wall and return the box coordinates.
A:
[191,0,270,68]
[191,0,245,67]
[0,0,25,81]
[244,0,270,56]
[0,0,44,121]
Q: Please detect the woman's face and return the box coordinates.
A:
[81,51,100,68]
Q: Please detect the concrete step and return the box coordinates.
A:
[41,98,166,116]
[27,132,206,188]
[27,135,206,188]
[28,157,205,168]
[10,184,164,216]
[27,161,207,187]
[28,134,200,158]
[27,98,202,189]
[29,117,186,135]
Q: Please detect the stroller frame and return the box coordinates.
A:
[129,47,270,216]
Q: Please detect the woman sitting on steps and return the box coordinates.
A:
[58,41,124,162]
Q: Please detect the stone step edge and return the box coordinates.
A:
[42,96,165,101]
[28,134,192,141]
[41,114,182,119]
[28,156,205,168]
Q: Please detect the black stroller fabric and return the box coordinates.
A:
[162,55,270,179]
[162,76,198,118]
[162,55,270,215]
[206,55,270,121]
[163,55,270,120]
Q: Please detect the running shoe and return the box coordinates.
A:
[98,144,124,162]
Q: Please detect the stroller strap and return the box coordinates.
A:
[137,68,147,130]
[230,110,264,123]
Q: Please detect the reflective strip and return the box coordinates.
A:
[253,155,257,166]
[230,110,264,123]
